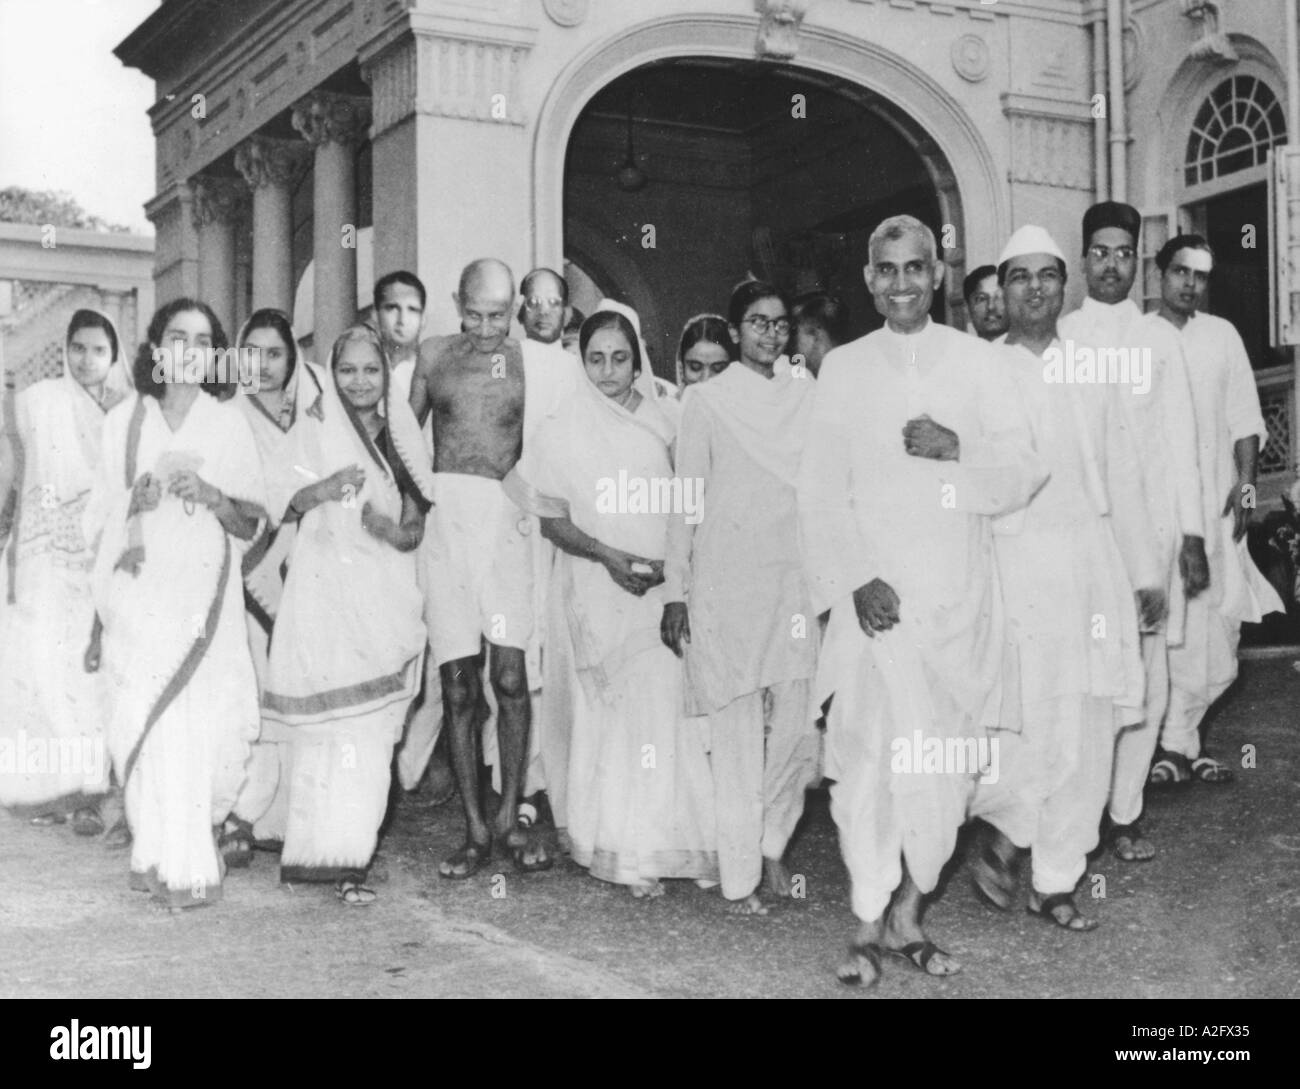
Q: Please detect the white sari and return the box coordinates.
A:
[0,314,128,812]
[229,323,326,842]
[504,375,717,887]
[88,389,267,908]
[262,362,426,882]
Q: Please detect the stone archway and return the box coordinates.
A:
[531,12,1005,311]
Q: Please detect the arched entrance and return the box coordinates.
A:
[531,14,1003,379]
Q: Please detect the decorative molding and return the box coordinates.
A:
[233,136,310,189]
[360,31,416,134]
[754,0,812,62]
[543,0,589,28]
[291,91,372,147]
[361,14,537,128]
[189,175,246,230]
[1003,94,1093,191]
[950,33,989,83]
[1005,113,1094,191]
[1181,0,1238,64]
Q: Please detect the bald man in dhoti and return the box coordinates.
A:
[968,226,1163,932]
[798,215,1046,987]
[1057,201,1209,863]
[1145,234,1284,787]
[409,258,574,878]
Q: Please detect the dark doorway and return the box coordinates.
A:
[563,59,949,378]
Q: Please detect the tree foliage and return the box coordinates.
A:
[0,187,131,232]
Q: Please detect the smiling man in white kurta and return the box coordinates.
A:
[798,215,1046,987]
[969,226,1161,933]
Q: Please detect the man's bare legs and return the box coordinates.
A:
[488,644,530,854]
[837,864,962,986]
[437,643,531,876]
[438,654,491,876]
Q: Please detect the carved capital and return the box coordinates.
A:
[755,0,812,62]
[234,136,310,190]
[291,91,372,148]
[189,175,246,230]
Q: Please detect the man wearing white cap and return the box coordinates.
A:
[1058,202,1208,865]
[968,225,1161,931]
[798,214,1046,985]
[1147,235,1283,786]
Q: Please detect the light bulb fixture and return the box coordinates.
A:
[616,91,647,192]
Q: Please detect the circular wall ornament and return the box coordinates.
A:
[951,34,989,83]
[543,0,588,28]
[1123,19,1144,92]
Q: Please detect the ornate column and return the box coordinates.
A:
[234,136,309,317]
[189,174,246,336]
[292,91,370,360]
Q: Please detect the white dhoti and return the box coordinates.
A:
[823,616,981,922]
[420,473,533,665]
[974,695,1116,894]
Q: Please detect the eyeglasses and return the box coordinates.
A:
[524,296,564,312]
[742,316,791,336]
[1087,244,1136,262]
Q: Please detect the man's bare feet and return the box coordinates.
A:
[1027,890,1098,931]
[880,871,962,976]
[880,915,961,976]
[630,879,665,900]
[438,838,491,879]
[762,856,792,898]
[724,892,768,916]
[837,920,883,987]
[1110,821,1156,863]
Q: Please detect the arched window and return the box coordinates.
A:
[1184,75,1287,186]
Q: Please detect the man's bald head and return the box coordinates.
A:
[455,258,516,353]
[458,257,515,303]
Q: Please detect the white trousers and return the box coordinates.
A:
[708,678,819,900]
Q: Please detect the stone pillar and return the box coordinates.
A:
[234,136,308,317]
[359,15,536,332]
[292,92,371,361]
[144,181,200,306]
[190,175,245,336]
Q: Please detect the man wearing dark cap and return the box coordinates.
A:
[1059,202,1209,865]
[962,264,1007,341]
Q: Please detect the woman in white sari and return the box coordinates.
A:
[87,298,267,910]
[221,309,326,865]
[0,309,129,831]
[262,325,431,905]
[504,310,717,898]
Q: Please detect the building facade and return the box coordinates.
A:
[117,0,1300,494]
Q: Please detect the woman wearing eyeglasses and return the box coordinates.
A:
[661,279,821,915]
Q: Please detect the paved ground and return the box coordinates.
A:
[3,657,1298,999]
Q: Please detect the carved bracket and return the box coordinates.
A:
[1181,0,1239,64]
[755,0,813,62]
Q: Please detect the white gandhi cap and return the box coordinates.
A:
[998,225,1067,266]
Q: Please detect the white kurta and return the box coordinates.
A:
[664,362,819,900]
[970,338,1149,894]
[1059,296,1205,825]
[798,319,1046,922]
[1163,311,1283,756]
